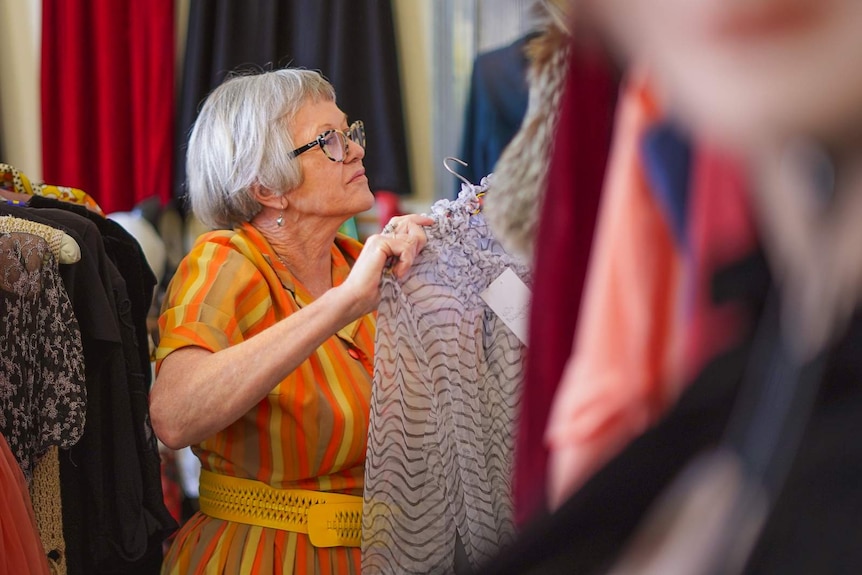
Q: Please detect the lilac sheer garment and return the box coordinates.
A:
[363,178,530,574]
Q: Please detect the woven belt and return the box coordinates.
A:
[198,469,363,547]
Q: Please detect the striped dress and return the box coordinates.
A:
[155,222,374,575]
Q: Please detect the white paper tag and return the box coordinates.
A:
[480,267,531,346]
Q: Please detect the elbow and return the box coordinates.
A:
[149,395,189,451]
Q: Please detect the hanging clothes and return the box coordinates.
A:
[542,73,686,508]
[476,239,862,574]
[503,38,618,525]
[363,178,530,574]
[22,195,177,574]
[0,191,177,573]
[177,0,411,202]
[1,163,106,217]
[40,0,175,213]
[0,228,86,481]
[0,432,51,575]
[542,72,757,509]
[457,35,534,194]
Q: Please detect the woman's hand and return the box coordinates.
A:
[379,214,433,275]
[341,214,434,315]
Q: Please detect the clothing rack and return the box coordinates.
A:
[0,164,177,574]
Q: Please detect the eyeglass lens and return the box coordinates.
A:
[321,122,365,162]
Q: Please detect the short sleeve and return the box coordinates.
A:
[155,235,275,368]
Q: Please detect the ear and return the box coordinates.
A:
[250,183,285,210]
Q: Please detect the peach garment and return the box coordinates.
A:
[0,433,51,575]
[544,72,755,509]
[544,72,683,509]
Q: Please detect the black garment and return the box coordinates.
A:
[457,34,533,195]
[176,0,411,205]
[22,197,177,574]
[475,251,862,575]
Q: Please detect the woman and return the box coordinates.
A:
[149,68,431,574]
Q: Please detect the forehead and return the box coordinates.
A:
[290,100,347,139]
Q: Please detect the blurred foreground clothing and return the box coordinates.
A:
[478,232,862,573]
[509,38,618,525]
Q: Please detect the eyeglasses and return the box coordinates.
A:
[288,120,366,162]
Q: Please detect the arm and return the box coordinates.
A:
[150,228,429,450]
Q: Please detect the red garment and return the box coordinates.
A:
[0,433,50,575]
[41,0,174,214]
[513,40,618,526]
[684,147,756,381]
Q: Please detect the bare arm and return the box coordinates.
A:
[150,223,431,450]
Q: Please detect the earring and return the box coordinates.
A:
[276,210,284,227]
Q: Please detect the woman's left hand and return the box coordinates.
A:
[379,214,433,276]
[340,213,434,316]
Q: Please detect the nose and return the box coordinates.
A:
[345,137,365,162]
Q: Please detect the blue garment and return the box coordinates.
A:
[457,35,534,196]
[640,121,693,248]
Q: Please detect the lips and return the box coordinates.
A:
[348,169,367,184]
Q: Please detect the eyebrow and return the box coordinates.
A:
[317,114,349,132]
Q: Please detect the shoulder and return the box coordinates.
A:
[171,228,272,296]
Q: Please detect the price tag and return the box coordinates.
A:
[480,267,531,346]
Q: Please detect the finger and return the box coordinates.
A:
[375,236,418,279]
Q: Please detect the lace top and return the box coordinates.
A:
[0,232,86,480]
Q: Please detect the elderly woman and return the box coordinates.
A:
[149,68,430,574]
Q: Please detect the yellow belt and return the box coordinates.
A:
[198,469,363,548]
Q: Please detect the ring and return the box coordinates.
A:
[382,223,396,236]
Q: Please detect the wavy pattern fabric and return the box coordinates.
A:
[363,179,530,574]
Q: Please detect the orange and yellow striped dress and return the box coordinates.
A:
[155,222,374,574]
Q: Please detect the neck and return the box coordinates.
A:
[252,210,341,298]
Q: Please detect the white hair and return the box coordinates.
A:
[186,68,337,229]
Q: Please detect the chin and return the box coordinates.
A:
[345,186,375,216]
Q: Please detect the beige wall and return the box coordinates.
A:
[392,0,435,208]
[0,1,434,206]
[0,0,42,179]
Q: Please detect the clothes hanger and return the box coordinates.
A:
[0,215,82,264]
[444,157,488,216]
[443,157,475,189]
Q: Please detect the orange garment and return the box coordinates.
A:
[0,433,51,575]
[156,222,374,574]
[544,73,687,508]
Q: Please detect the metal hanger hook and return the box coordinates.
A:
[443,157,474,188]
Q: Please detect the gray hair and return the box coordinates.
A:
[186,68,337,229]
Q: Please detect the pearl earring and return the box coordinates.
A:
[276,210,284,227]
